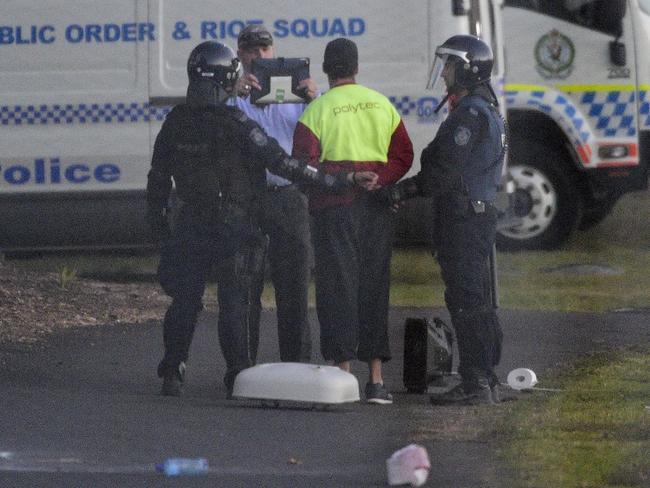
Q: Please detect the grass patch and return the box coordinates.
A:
[7,252,160,283]
[495,245,650,312]
[389,190,650,311]
[387,244,650,311]
[499,347,650,487]
[7,244,650,312]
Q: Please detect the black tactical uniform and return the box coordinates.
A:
[147,41,346,397]
[377,35,506,405]
[420,90,506,397]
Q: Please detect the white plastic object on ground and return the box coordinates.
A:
[507,368,538,390]
[386,444,431,487]
[232,363,360,404]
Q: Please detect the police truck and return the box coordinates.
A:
[499,0,649,249]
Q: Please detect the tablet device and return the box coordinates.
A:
[250,57,310,104]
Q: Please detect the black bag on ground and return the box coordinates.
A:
[403,317,454,393]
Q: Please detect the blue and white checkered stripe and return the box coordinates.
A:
[579,91,637,137]
[505,89,596,150]
[388,95,448,124]
[505,88,649,141]
[0,102,170,126]
[390,96,418,116]
[639,90,650,130]
[3,92,648,133]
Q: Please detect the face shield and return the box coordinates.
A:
[426,46,470,92]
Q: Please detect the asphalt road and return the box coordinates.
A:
[1,307,648,487]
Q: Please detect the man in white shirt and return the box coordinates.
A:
[231,24,317,363]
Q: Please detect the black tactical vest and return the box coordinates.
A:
[165,105,266,215]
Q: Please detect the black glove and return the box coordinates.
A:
[319,171,352,193]
[371,184,404,207]
[372,179,420,207]
[146,206,171,243]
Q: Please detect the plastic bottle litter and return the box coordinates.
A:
[386,444,431,487]
[155,457,209,476]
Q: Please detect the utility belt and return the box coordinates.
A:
[437,191,495,220]
[179,197,251,224]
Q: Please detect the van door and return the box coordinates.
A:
[0,0,151,249]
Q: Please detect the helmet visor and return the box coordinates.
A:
[426,53,449,94]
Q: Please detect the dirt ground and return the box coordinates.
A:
[0,261,170,347]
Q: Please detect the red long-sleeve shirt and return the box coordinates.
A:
[292,83,413,210]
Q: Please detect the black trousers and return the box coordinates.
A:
[311,195,394,364]
[248,184,312,363]
[436,207,503,384]
[157,205,264,388]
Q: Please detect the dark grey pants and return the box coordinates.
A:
[311,195,394,364]
[249,184,312,363]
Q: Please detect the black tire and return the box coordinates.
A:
[578,192,621,230]
[497,141,583,251]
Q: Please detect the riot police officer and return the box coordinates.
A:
[146,41,367,398]
[375,35,507,405]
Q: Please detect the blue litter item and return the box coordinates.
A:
[156,457,209,476]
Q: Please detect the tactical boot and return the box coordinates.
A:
[429,377,494,406]
[160,362,186,397]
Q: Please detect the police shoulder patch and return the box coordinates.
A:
[250,127,268,146]
[454,126,472,146]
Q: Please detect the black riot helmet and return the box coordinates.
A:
[186,41,241,106]
[427,35,493,93]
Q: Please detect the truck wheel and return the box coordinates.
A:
[578,192,621,231]
[497,144,582,250]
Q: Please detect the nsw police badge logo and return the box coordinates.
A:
[454,126,471,146]
[535,29,575,79]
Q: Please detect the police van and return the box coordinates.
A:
[499,0,650,249]
[1,0,505,250]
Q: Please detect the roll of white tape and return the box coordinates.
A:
[507,368,538,390]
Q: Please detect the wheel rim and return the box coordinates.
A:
[500,165,558,240]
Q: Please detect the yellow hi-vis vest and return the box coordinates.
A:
[298,84,401,163]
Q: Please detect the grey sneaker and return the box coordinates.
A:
[365,382,393,405]
[429,378,494,406]
[160,362,186,397]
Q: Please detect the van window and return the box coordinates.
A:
[504,0,626,37]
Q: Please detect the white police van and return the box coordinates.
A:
[499,0,649,249]
[1,0,504,250]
